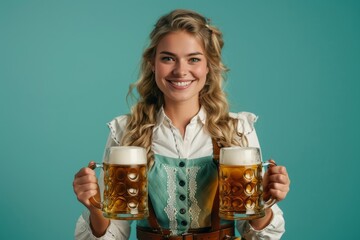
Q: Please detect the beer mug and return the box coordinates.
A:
[90,146,148,220]
[219,147,276,220]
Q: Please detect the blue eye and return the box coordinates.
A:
[161,56,174,61]
[190,58,201,63]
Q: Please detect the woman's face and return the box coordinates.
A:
[153,31,208,108]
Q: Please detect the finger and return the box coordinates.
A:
[88,161,97,169]
[76,189,98,206]
[73,179,98,198]
[74,166,96,179]
[73,171,99,198]
[73,181,99,195]
[74,161,97,178]
[268,188,289,202]
[74,173,98,186]
[268,165,288,175]
[265,177,290,196]
[267,182,290,193]
[268,159,276,166]
[267,173,289,185]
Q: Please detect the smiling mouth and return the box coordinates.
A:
[167,80,193,87]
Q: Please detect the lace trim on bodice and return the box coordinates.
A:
[188,167,201,228]
[163,165,178,235]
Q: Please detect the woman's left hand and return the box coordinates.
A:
[262,159,290,202]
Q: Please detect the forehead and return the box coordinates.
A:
[156,31,205,55]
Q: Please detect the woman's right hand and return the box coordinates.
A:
[73,161,100,209]
[73,162,110,236]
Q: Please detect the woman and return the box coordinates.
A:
[73,9,290,240]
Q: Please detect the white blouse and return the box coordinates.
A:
[75,108,285,239]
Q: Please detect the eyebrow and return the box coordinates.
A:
[159,51,204,57]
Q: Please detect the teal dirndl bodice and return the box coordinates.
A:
[137,153,232,235]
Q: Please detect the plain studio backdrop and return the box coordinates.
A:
[1,1,359,239]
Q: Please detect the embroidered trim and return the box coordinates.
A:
[164,165,178,235]
[188,167,201,228]
[239,113,258,135]
[107,122,120,145]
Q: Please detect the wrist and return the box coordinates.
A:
[88,208,110,237]
[249,208,273,230]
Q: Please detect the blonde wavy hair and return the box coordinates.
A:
[121,9,247,165]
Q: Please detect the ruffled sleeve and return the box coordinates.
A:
[75,209,131,239]
[106,115,129,146]
[237,204,285,240]
[229,112,260,148]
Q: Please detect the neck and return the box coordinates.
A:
[164,101,200,137]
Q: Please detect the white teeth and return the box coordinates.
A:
[171,81,191,87]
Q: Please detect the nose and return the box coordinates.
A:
[172,60,187,77]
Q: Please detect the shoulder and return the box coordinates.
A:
[229,111,258,135]
[106,115,130,145]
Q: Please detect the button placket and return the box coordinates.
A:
[176,159,189,232]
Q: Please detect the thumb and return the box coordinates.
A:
[88,161,97,170]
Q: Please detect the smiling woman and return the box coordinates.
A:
[72,9,290,240]
[153,31,209,132]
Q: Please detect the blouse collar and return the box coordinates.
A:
[154,106,206,130]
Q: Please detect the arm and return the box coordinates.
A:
[234,112,290,239]
[73,136,132,239]
[75,209,131,240]
[73,158,131,239]
[74,116,131,239]
[73,162,111,237]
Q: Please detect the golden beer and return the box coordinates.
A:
[219,147,275,220]
[219,163,264,220]
[102,163,148,220]
[90,146,148,220]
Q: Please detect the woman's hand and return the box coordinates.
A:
[249,159,290,230]
[72,161,100,209]
[263,159,290,202]
[73,162,110,237]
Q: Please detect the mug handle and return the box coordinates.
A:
[262,161,277,209]
[88,162,103,209]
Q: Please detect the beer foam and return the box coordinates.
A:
[220,147,261,165]
[106,146,147,165]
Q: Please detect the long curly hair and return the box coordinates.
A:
[121,9,246,165]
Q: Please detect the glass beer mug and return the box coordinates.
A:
[219,147,276,220]
[90,146,148,220]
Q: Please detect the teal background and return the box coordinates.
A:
[1,0,359,239]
